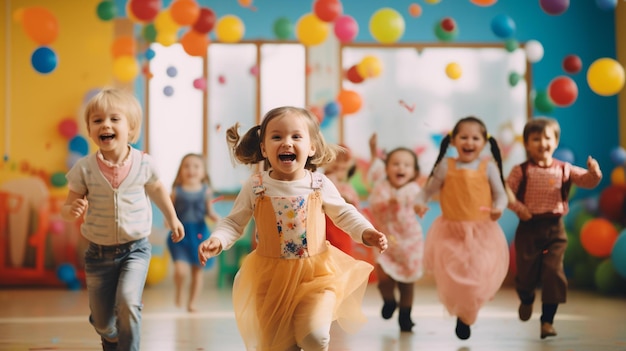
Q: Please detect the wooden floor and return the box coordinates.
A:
[1,270,625,351]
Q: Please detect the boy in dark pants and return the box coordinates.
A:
[506,117,602,339]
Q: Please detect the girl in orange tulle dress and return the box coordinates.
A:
[198,106,388,351]
[414,116,510,340]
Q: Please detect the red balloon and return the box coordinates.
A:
[192,7,217,34]
[598,184,626,221]
[562,54,582,74]
[313,0,342,22]
[548,76,578,107]
[441,17,456,32]
[345,65,364,83]
[580,218,618,257]
[128,0,161,22]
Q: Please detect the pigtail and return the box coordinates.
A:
[429,134,451,178]
[226,123,264,165]
[488,136,506,187]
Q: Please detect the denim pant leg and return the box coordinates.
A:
[85,238,151,351]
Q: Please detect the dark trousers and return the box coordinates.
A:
[514,217,568,304]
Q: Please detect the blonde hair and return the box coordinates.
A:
[172,153,212,189]
[83,88,143,143]
[226,106,341,172]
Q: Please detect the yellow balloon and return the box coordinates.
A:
[587,58,625,96]
[369,8,405,44]
[156,30,178,47]
[112,55,139,82]
[611,166,626,186]
[357,56,383,78]
[146,256,168,286]
[425,0,441,3]
[296,13,329,46]
[216,15,245,43]
[155,9,179,33]
[446,62,462,80]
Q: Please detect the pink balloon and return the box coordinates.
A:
[193,77,206,90]
[333,15,358,43]
[50,219,65,234]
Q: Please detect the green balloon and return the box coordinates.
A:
[433,22,458,42]
[273,17,293,40]
[594,259,624,294]
[50,172,67,188]
[572,261,596,289]
[96,1,116,21]
[142,24,157,43]
[504,38,519,52]
[534,90,555,114]
[509,72,521,87]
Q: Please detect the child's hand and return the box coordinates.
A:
[587,156,602,178]
[69,198,88,219]
[169,219,185,243]
[414,203,428,218]
[362,228,388,253]
[369,133,378,160]
[490,208,502,221]
[198,237,222,265]
[519,207,532,221]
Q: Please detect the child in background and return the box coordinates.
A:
[323,144,360,255]
[61,88,184,351]
[507,117,602,339]
[198,106,388,351]
[366,133,424,332]
[414,116,509,340]
[167,153,221,312]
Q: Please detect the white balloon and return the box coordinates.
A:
[525,40,544,63]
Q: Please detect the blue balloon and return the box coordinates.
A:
[324,101,341,118]
[490,14,516,39]
[609,146,626,166]
[145,48,156,61]
[163,86,174,96]
[56,263,77,283]
[31,46,58,74]
[69,135,89,156]
[166,66,177,78]
[554,147,575,164]
[499,209,519,246]
[596,0,617,11]
[611,232,626,279]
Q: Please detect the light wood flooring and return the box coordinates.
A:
[0,270,625,351]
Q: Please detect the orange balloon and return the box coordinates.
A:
[111,35,136,58]
[580,218,618,257]
[470,0,498,6]
[180,30,209,57]
[22,6,59,45]
[408,4,422,17]
[337,89,362,115]
[170,0,200,26]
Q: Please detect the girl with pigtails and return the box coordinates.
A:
[414,116,510,340]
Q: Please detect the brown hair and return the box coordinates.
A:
[522,117,561,144]
[83,88,142,143]
[171,153,212,189]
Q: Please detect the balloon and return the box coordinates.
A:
[587,58,625,96]
[215,15,245,43]
[595,259,623,294]
[192,7,216,34]
[524,40,544,63]
[324,101,341,118]
[31,46,58,74]
[96,1,117,21]
[564,233,586,268]
[58,118,78,139]
[154,9,179,33]
[145,47,156,60]
[164,86,174,97]
[180,29,209,57]
[408,4,422,17]
[572,261,596,288]
[337,90,362,115]
[509,72,522,86]
[504,38,519,52]
[146,256,168,285]
[598,185,626,221]
[563,54,582,74]
[548,76,578,107]
[111,35,136,58]
[49,219,65,234]
[273,17,293,40]
[553,147,575,164]
[610,167,626,186]
[128,0,161,22]
[470,0,498,5]
[166,66,178,78]
[69,135,89,156]
[50,172,67,188]
[21,6,59,45]
[345,65,364,83]
[490,14,515,39]
[56,263,77,283]
[193,77,207,90]
[611,232,626,279]
[334,15,358,43]
[369,8,405,44]
[610,146,626,165]
[156,30,178,46]
[596,0,618,11]
[580,218,619,257]
[313,0,342,22]
[113,55,139,82]
[441,17,456,32]
[434,21,458,42]
[539,0,570,15]
[445,62,462,80]
[534,90,554,113]
[296,13,329,46]
[142,23,157,43]
[170,0,200,26]
[356,56,383,79]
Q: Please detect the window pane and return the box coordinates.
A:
[260,44,306,115]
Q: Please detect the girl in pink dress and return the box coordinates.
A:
[366,133,424,332]
[198,106,388,351]
[415,116,509,340]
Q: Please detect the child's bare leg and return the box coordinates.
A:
[187,265,203,312]
[173,261,188,308]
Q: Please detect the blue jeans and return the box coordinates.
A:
[84,237,151,351]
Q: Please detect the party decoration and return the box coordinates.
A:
[192,7,216,34]
[553,147,575,164]
[156,31,178,46]
[610,167,625,186]
[470,0,497,5]
[595,259,623,294]
[562,54,582,74]
[356,56,383,79]
[296,13,329,46]
[408,3,422,17]
[441,17,456,32]
[434,20,458,42]
[146,256,168,285]
[334,15,358,43]
[56,263,77,283]
[145,47,156,60]
[445,62,462,80]
[113,56,139,82]
[539,0,570,15]
[490,14,515,39]
[596,0,618,11]
[609,146,626,165]
[154,9,180,33]
[215,15,245,43]
[611,233,626,279]
[142,23,157,43]
[20,6,59,45]
[180,30,209,57]
[324,101,341,118]
[524,40,544,63]
[50,172,67,188]
[170,0,200,26]
[509,72,522,87]
[164,86,174,96]
[96,1,116,21]
[580,218,618,257]
[337,89,362,115]
[31,46,58,74]
[111,35,136,58]
[587,58,625,96]
[598,185,626,221]
[273,17,293,40]
[369,8,405,44]
[193,77,207,90]
[58,118,78,139]
[534,90,554,113]
[345,65,364,84]
[128,0,161,22]
[69,135,89,156]
[548,76,578,107]
[504,38,519,52]
[313,0,342,22]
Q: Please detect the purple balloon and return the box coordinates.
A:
[539,0,570,16]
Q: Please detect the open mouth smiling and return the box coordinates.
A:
[100,133,115,141]
[278,153,296,162]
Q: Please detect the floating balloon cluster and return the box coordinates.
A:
[14,7,59,74]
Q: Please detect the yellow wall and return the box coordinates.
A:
[0,0,115,190]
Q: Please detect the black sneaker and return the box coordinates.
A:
[101,337,118,351]
[455,318,471,340]
[381,299,397,319]
[518,303,533,321]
